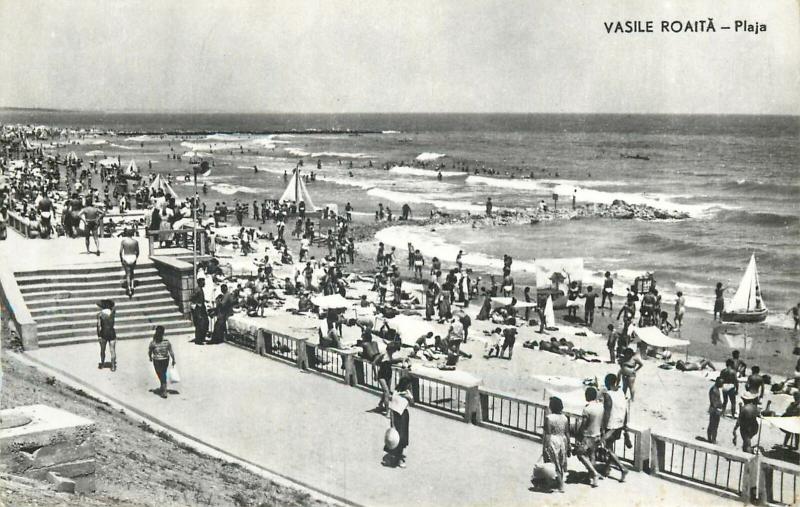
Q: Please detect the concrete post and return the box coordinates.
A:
[295,338,309,370]
[649,435,666,475]
[465,385,482,424]
[635,428,651,472]
[740,454,761,504]
[340,350,357,386]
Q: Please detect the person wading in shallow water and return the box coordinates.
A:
[148,325,175,398]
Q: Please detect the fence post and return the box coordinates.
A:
[295,338,309,370]
[340,350,357,386]
[635,428,651,472]
[649,434,665,475]
[255,329,266,356]
[478,391,489,425]
[465,385,482,424]
[740,454,761,504]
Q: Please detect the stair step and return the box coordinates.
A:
[37,320,193,340]
[16,268,160,286]
[33,305,181,323]
[15,262,155,278]
[38,329,196,348]
[18,275,164,294]
[29,296,178,316]
[24,285,166,303]
[37,312,186,332]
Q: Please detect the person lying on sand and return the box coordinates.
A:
[674,358,716,371]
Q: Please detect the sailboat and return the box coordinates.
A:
[721,253,768,323]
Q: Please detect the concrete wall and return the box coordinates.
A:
[0,268,38,350]
[150,256,195,317]
[6,210,37,238]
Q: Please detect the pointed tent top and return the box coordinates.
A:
[149,174,178,199]
[124,159,139,177]
[279,169,317,210]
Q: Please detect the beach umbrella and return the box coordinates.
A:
[310,294,352,310]
[763,416,800,435]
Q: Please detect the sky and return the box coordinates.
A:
[0,0,798,115]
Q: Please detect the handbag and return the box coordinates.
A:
[167,365,181,384]
[532,455,557,483]
[384,413,400,451]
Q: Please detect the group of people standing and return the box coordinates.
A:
[538,374,630,492]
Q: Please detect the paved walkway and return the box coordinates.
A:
[0,228,150,272]
[26,340,737,506]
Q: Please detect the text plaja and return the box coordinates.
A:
[604,20,766,34]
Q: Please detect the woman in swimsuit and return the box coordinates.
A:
[618,348,643,402]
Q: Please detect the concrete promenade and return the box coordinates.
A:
[0,230,148,272]
[24,339,738,506]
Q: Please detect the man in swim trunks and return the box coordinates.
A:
[119,228,140,297]
[674,291,686,330]
[79,201,104,255]
[96,299,117,371]
[599,271,614,310]
[501,270,515,298]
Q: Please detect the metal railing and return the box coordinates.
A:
[147,229,207,256]
[226,330,256,351]
[651,432,748,496]
[218,321,800,503]
[264,332,301,364]
[353,356,389,392]
[478,388,548,437]
[309,345,347,379]
[762,457,800,506]
[413,374,468,417]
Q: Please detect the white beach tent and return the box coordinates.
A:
[279,169,317,210]
[98,157,119,168]
[310,294,353,310]
[123,159,140,178]
[631,326,690,348]
[149,174,178,199]
[543,295,556,327]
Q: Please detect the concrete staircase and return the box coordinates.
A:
[15,262,195,348]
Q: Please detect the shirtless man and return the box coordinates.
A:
[119,229,140,297]
[674,291,686,330]
[79,201,104,255]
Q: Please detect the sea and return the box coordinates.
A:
[3,110,799,328]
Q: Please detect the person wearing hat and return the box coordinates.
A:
[96,299,117,371]
[733,391,760,453]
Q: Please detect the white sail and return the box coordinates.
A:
[279,170,317,210]
[543,295,555,327]
[728,254,765,313]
